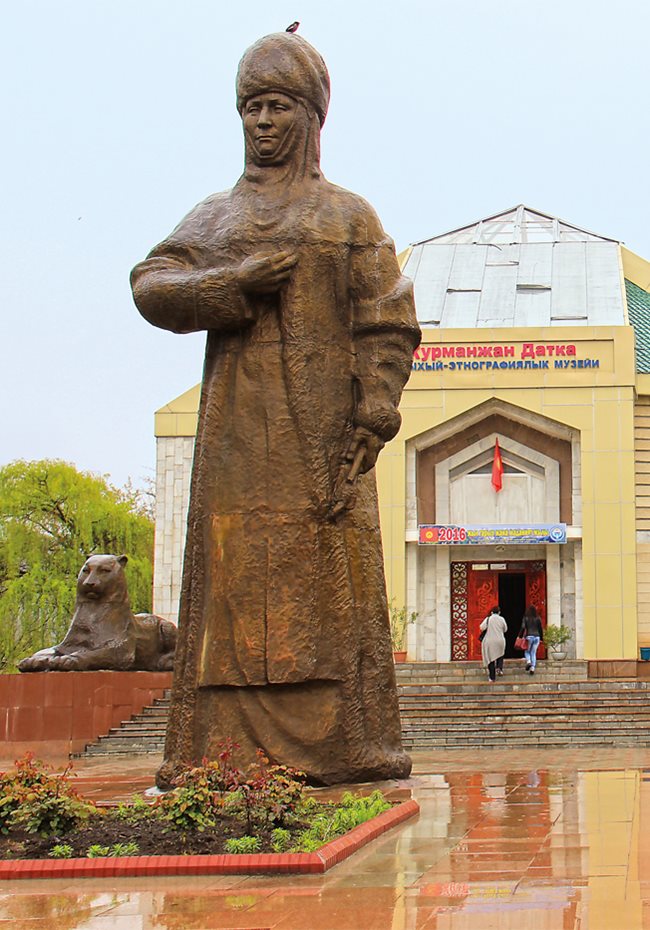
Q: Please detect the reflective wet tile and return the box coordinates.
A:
[4,748,650,928]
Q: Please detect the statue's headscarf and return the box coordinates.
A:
[236,33,330,126]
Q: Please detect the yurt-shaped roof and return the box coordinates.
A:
[402,204,626,329]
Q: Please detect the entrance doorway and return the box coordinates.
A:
[450,560,547,660]
[498,573,525,657]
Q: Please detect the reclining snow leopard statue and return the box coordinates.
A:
[18,554,177,672]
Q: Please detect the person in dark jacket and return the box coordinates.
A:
[520,606,543,674]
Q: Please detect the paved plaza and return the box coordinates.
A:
[2,748,650,928]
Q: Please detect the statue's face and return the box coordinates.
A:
[243,92,298,162]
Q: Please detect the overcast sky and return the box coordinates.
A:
[2,0,649,490]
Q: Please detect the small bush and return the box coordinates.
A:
[85,842,140,858]
[228,751,306,832]
[292,790,390,852]
[0,754,95,837]
[206,740,244,797]
[156,768,219,832]
[224,835,261,854]
[154,745,247,832]
[270,827,291,852]
[86,844,110,858]
[49,843,74,859]
[108,842,140,857]
[155,747,306,835]
[13,793,95,837]
[114,795,152,824]
[0,792,20,836]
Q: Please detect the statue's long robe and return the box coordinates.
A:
[132,175,420,784]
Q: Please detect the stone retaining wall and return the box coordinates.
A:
[0,670,173,761]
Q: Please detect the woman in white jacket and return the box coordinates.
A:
[480,606,507,683]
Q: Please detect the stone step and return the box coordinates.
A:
[402,737,650,747]
[400,701,650,714]
[76,665,650,757]
[105,727,166,738]
[400,712,650,725]
[399,681,650,694]
[403,728,650,739]
[394,661,589,682]
[401,718,650,731]
[112,716,167,725]
[402,737,650,749]
[84,743,164,752]
[399,694,650,707]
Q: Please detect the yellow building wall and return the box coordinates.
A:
[634,395,650,646]
[622,246,650,292]
[376,325,638,660]
[154,384,200,438]
[153,323,642,660]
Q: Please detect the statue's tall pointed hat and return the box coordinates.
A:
[236,32,330,126]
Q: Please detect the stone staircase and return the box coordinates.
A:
[77,692,171,756]
[77,660,650,757]
[396,661,650,750]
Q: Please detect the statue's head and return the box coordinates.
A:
[236,33,330,169]
[77,553,128,602]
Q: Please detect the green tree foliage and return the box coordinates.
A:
[0,460,154,671]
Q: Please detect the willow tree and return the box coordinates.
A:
[0,460,154,671]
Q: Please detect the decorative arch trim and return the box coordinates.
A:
[410,400,578,525]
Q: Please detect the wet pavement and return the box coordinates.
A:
[2,748,650,928]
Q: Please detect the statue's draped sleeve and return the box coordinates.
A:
[130,204,254,335]
[349,212,421,445]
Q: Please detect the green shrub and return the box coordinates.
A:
[154,746,249,832]
[293,833,323,852]
[0,792,21,836]
[270,827,291,852]
[108,842,140,857]
[0,754,95,837]
[49,843,74,859]
[389,601,418,651]
[224,835,261,854]
[156,767,219,832]
[292,790,390,852]
[544,624,573,649]
[227,751,306,832]
[114,795,152,823]
[13,793,94,837]
[86,844,110,858]
[85,841,140,858]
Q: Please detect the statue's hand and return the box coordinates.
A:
[348,426,384,472]
[237,251,297,296]
[328,426,385,521]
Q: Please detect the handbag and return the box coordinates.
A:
[514,635,528,651]
[479,617,489,642]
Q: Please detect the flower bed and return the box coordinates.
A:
[0,752,419,878]
[0,800,418,879]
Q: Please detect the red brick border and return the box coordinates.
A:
[0,799,419,880]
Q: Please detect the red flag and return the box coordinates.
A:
[491,439,503,492]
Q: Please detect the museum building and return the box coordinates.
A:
[152,205,650,664]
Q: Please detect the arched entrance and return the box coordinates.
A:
[406,399,580,662]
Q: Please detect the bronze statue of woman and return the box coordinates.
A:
[131,31,420,787]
